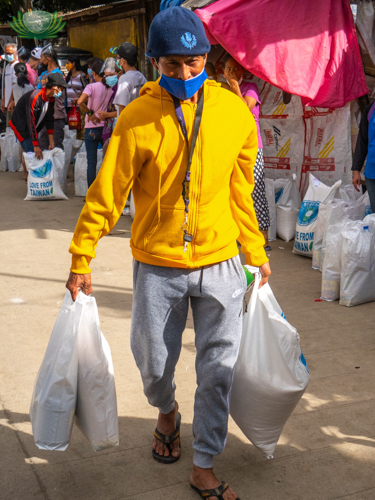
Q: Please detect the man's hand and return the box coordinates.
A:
[48,142,55,151]
[34,146,43,160]
[352,170,361,192]
[66,271,93,301]
[7,100,15,112]
[259,262,271,288]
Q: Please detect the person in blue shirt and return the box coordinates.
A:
[36,45,67,150]
[352,101,375,213]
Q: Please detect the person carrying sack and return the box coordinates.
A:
[77,59,117,187]
[66,7,270,500]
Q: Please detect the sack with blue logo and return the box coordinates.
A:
[230,273,310,458]
[293,174,341,257]
[24,148,68,201]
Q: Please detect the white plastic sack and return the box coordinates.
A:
[75,294,119,451]
[274,178,289,204]
[71,139,83,163]
[293,174,341,257]
[96,147,103,176]
[276,174,301,242]
[276,206,299,242]
[0,128,17,171]
[30,291,82,450]
[230,273,310,458]
[130,191,135,220]
[63,137,73,169]
[64,125,77,142]
[319,200,365,271]
[74,152,88,197]
[265,178,276,241]
[340,222,375,307]
[321,220,356,301]
[339,184,362,201]
[359,191,372,217]
[24,148,68,201]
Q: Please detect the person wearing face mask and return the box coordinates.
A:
[66,8,270,500]
[9,73,67,161]
[29,47,42,82]
[36,45,67,150]
[77,59,116,187]
[96,58,119,147]
[1,43,18,127]
[224,55,271,250]
[112,42,147,118]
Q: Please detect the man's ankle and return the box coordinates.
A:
[193,451,213,469]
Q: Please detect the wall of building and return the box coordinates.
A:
[68,17,137,60]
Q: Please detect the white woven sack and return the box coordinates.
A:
[321,220,356,301]
[24,148,68,201]
[293,174,341,257]
[276,174,301,241]
[71,139,83,163]
[230,274,310,458]
[340,222,375,307]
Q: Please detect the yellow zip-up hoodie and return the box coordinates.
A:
[69,79,268,274]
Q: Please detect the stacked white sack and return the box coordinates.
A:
[293,174,341,257]
[276,173,301,242]
[340,221,375,307]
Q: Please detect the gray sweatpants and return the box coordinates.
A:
[131,255,246,469]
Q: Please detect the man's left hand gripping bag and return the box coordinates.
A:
[30,290,82,451]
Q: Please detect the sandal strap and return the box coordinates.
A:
[197,481,229,499]
[153,427,180,445]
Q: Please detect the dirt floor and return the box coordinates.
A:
[1,167,375,500]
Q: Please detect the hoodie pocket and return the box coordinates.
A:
[144,206,185,257]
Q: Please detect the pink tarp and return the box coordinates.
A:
[195,0,368,108]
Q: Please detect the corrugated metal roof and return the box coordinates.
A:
[62,0,134,19]
[181,0,217,10]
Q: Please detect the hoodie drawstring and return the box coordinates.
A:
[158,91,167,224]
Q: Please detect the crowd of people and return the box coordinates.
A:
[0,36,272,246]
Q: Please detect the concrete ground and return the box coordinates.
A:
[1,167,375,500]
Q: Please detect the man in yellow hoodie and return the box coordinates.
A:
[67,7,270,500]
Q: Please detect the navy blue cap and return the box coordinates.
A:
[146,7,211,58]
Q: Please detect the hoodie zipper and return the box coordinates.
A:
[187,103,200,265]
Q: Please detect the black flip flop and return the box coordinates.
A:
[152,412,181,464]
[191,481,240,499]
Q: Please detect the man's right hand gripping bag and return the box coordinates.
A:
[230,274,310,458]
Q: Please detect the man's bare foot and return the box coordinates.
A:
[190,465,239,500]
[152,401,180,458]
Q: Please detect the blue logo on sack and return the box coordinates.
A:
[30,159,53,179]
[297,201,320,226]
[180,32,197,50]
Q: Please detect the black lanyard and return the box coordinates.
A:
[172,91,204,247]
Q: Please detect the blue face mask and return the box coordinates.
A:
[116,59,122,71]
[105,75,118,88]
[159,69,208,101]
[54,89,63,98]
[4,54,14,63]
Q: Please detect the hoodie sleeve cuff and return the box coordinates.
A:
[70,255,92,274]
[243,246,269,267]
